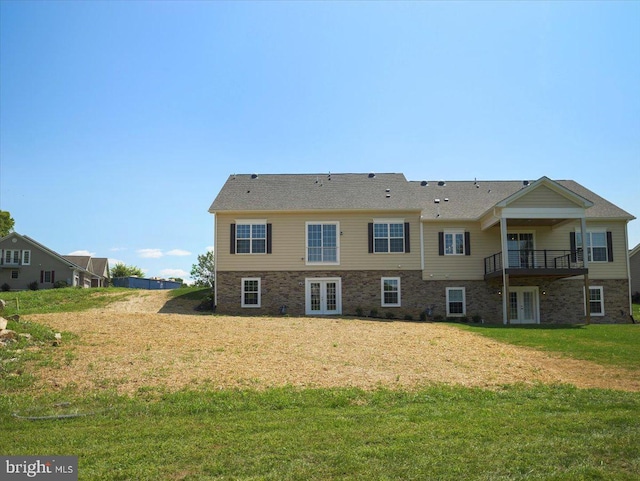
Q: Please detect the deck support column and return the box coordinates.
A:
[500,217,510,325]
[581,216,590,325]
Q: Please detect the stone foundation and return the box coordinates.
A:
[216,271,631,324]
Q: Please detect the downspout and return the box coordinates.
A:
[213,213,218,307]
[419,215,425,271]
[624,220,633,319]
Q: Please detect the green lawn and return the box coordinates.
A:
[2,292,639,480]
[2,386,639,480]
[453,322,640,370]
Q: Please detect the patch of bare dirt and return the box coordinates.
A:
[26,290,639,394]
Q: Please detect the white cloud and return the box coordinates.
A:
[166,249,191,256]
[67,250,95,256]
[160,268,189,278]
[110,247,127,252]
[206,245,215,252]
[137,248,164,258]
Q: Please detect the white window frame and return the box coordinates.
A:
[235,220,267,255]
[373,219,405,254]
[4,249,20,265]
[21,250,31,265]
[381,277,401,307]
[241,277,261,308]
[305,221,340,265]
[446,287,466,317]
[576,230,608,263]
[444,230,465,256]
[584,286,605,317]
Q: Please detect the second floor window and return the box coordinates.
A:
[444,231,465,255]
[374,222,405,253]
[307,222,339,264]
[237,223,266,254]
[576,231,608,262]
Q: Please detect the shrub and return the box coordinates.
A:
[472,314,482,324]
[369,308,378,318]
[54,280,69,289]
[419,311,427,322]
[385,312,395,320]
[459,316,469,323]
[195,294,215,312]
[404,314,413,321]
[355,307,364,317]
[433,314,444,322]
[1,283,10,292]
[632,292,640,304]
[28,281,39,291]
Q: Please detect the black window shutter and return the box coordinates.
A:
[438,232,444,256]
[230,224,236,254]
[404,223,410,253]
[607,231,613,262]
[368,223,374,253]
[464,231,471,256]
[570,232,577,263]
[51,271,55,284]
[267,224,272,254]
[40,270,44,283]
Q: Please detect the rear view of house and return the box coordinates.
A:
[209,173,635,324]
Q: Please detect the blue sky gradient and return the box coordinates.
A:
[1,1,638,281]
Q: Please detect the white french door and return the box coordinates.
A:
[305,278,342,315]
[508,287,539,324]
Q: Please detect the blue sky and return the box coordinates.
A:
[1,1,638,282]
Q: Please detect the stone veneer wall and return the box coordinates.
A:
[216,272,631,323]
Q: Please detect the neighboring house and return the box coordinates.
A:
[63,256,111,288]
[209,173,636,324]
[630,243,640,297]
[0,232,108,290]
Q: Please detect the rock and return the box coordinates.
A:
[0,299,5,311]
[0,329,17,340]
[53,332,62,346]
[0,316,7,330]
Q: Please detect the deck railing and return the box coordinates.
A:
[484,250,584,276]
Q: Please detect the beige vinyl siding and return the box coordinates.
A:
[508,185,580,209]
[423,222,499,281]
[630,249,640,295]
[421,219,630,281]
[216,211,421,272]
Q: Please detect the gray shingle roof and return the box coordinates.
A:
[209,173,420,212]
[209,173,634,220]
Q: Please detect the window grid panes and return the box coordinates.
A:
[237,224,266,254]
[374,223,404,253]
[242,278,260,307]
[588,287,604,315]
[446,288,465,316]
[307,223,338,263]
[445,232,464,255]
[381,278,400,306]
[576,232,607,262]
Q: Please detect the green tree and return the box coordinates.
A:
[190,251,215,287]
[0,210,15,237]
[110,262,145,278]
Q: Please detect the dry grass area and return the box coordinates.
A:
[28,290,639,394]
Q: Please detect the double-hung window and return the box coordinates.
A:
[381,277,401,307]
[585,286,604,316]
[374,222,405,253]
[446,287,466,316]
[306,222,339,264]
[22,250,31,265]
[4,250,20,265]
[232,221,268,254]
[576,231,608,262]
[242,278,261,308]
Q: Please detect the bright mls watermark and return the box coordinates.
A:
[1,456,77,480]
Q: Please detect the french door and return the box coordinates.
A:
[508,287,539,324]
[507,232,534,268]
[305,278,342,315]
